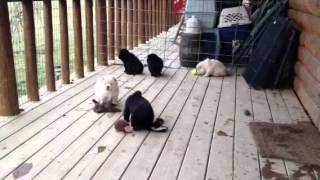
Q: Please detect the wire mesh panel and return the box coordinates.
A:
[96,0,268,70]
[8,2,28,104]
[52,1,62,81]
[5,0,266,106]
[33,1,47,96]
[7,0,97,105]
[106,0,180,68]
[179,0,266,66]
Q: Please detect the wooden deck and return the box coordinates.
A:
[0,30,319,180]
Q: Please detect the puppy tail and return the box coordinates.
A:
[151,118,168,132]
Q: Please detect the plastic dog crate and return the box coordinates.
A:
[218,6,251,63]
[200,28,221,60]
[185,0,217,28]
[180,33,202,67]
[179,29,220,67]
[216,0,243,13]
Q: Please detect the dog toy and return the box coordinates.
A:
[191,68,198,76]
[114,119,133,133]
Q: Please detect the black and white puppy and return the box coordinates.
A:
[118,49,144,75]
[123,91,168,132]
[147,54,164,77]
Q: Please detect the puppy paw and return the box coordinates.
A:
[124,126,134,133]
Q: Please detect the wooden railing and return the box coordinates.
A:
[0,0,178,116]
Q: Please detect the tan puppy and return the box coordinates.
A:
[196,58,228,77]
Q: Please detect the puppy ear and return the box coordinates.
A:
[133,91,142,97]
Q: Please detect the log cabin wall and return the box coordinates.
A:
[288,0,320,130]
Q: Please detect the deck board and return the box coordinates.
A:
[251,89,288,180]
[205,74,236,180]
[233,76,260,180]
[0,66,120,140]
[280,89,317,179]
[32,66,177,180]
[118,69,190,180]
[1,68,128,179]
[148,76,208,180]
[0,28,316,179]
[266,89,301,179]
[89,68,181,180]
[0,66,314,180]
[177,77,223,180]
[65,69,187,180]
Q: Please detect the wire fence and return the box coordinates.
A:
[8,0,96,104]
[6,0,265,105]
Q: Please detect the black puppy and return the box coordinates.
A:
[147,54,164,77]
[118,49,143,75]
[123,91,168,132]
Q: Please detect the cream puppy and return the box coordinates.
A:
[93,75,119,113]
[196,58,228,77]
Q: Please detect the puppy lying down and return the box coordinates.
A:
[196,58,229,77]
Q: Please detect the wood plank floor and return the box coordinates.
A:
[0,29,318,180]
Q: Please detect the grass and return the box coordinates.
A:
[8,0,95,103]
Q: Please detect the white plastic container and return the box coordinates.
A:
[185,0,217,28]
[218,6,251,28]
[185,16,201,34]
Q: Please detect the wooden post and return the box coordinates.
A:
[107,0,115,59]
[59,0,70,84]
[121,0,127,48]
[95,0,108,65]
[152,0,156,37]
[170,0,173,26]
[73,0,84,78]
[115,0,121,54]
[159,0,162,33]
[127,0,133,49]
[85,0,94,72]
[147,0,152,39]
[0,1,20,116]
[43,0,55,92]
[167,0,171,26]
[144,0,148,41]
[159,0,163,32]
[157,0,161,34]
[132,0,138,46]
[137,0,144,44]
[23,0,39,101]
[161,0,167,31]
[167,0,169,30]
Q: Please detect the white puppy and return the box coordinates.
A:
[93,75,119,113]
[196,58,228,77]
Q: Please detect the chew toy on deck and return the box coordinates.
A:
[191,68,198,76]
[114,119,133,133]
